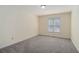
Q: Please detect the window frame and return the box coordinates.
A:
[48,16,61,33]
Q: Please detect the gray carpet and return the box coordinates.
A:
[0,35,78,53]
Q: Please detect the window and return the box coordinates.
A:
[48,17,60,32]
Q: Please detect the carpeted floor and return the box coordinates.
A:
[0,35,78,53]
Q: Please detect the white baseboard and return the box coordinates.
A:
[71,39,79,52]
[0,34,38,49]
[39,35,70,39]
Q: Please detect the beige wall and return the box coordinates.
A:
[39,12,71,39]
[0,6,38,49]
[71,6,79,52]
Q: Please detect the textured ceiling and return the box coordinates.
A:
[22,5,73,16]
[0,5,74,16]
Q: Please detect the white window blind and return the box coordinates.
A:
[48,17,60,32]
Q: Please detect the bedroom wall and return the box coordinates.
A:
[39,12,71,39]
[71,6,79,52]
[0,6,38,49]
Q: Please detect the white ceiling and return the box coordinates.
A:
[22,5,73,16]
[0,5,73,16]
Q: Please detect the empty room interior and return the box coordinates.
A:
[0,5,79,53]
